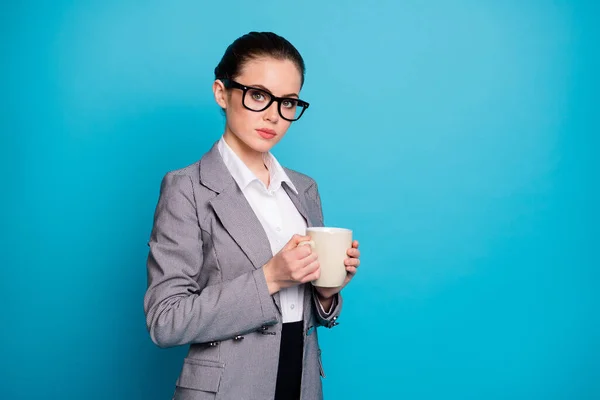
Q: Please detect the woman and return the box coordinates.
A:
[144,31,361,400]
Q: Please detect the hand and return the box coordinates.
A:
[263,234,320,295]
[314,240,361,300]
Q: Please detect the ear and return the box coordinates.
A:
[213,80,228,109]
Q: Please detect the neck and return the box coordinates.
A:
[223,131,269,181]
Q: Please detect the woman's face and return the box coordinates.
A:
[213,57,303,155]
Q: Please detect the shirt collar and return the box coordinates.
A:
[217,136,298,194]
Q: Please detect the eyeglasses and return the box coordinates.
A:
[222,79,310,121]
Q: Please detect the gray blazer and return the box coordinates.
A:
[144,141,342,400]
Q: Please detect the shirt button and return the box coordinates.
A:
[290,304,295,310]
[276,227,282,232]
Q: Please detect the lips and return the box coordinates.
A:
[256,128,277,139]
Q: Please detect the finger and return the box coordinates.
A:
[352,240,359,248]
[345,266,357,276]
[347,248,360,258]
[344,258,360,267]
[292,258,319,279]
[299,261,321,283]
[284,234,312,251]
[293,246,318,261]
[301,269,321,284]
[302,259,320,274]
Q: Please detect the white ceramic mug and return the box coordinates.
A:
[299,227,353,287]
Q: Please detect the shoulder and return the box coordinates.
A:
[157,160,201,200]
[164,160,201,180]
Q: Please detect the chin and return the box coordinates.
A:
[246,136,277,153]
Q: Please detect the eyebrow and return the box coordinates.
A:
[250,84,299,98]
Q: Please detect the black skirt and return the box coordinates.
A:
[274,321,304,400]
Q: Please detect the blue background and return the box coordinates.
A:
[2,1,599,399]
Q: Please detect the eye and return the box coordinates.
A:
[249,89,267,102]
[282,99,298,109]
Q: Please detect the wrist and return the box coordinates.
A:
[262,262,280,295]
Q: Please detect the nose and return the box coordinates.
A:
[263,101,279,122]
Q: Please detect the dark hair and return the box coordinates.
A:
[214,32,306,87]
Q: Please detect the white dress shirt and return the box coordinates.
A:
[218,136,307,323]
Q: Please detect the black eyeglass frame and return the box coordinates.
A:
[222,79,310,121]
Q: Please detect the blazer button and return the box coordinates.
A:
[208,341,219,347]
[234,335,244,341]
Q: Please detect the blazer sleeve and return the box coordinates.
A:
[308,181,343,328]
[143,172,278,348]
